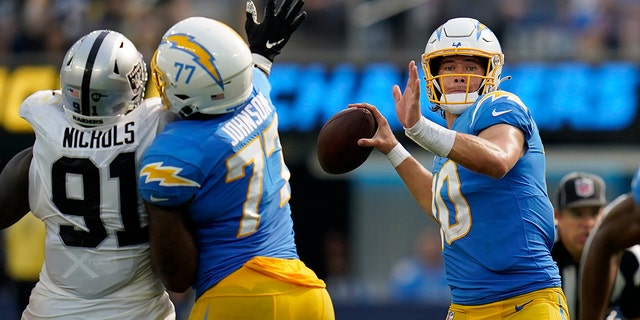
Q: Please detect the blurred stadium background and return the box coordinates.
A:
[1,0,639,319]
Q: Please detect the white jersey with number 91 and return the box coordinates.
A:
[19,90,176,319]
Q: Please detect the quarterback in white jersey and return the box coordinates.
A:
[0,30,176,319]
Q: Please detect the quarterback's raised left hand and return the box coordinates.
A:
[245,0,306,62]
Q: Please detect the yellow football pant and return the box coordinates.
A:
[447,287,570,320]
[188,258,334,320]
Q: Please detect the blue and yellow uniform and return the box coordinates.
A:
[431,91,568,318]
[139,68,333,319]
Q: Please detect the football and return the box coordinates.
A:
[316,107,377,174]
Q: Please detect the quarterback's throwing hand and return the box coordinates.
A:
[245,0,307,62]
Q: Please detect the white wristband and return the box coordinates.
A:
[252,53,273,76]
[386,143,410,168]
[404,116,455,157]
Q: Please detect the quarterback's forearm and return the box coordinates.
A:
[446,133,515,179]
[395,156,435,218]
[448,124,524,179]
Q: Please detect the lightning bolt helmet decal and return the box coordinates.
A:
[151,17,253,116]
[164,34,224,91]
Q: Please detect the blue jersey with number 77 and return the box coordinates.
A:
[138,69,298,298]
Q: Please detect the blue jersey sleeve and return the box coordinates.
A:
[470,91,534,141]
[138,128,206,207]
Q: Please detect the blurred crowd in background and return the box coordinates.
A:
[1,0,640,65]
[2,0,640,319]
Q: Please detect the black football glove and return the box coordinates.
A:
[245,0,307,62]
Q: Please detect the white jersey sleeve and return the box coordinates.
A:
[19,91,176,319]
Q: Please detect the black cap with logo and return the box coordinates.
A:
[557,172,607,210]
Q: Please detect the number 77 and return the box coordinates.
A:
[174,62,196,84]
